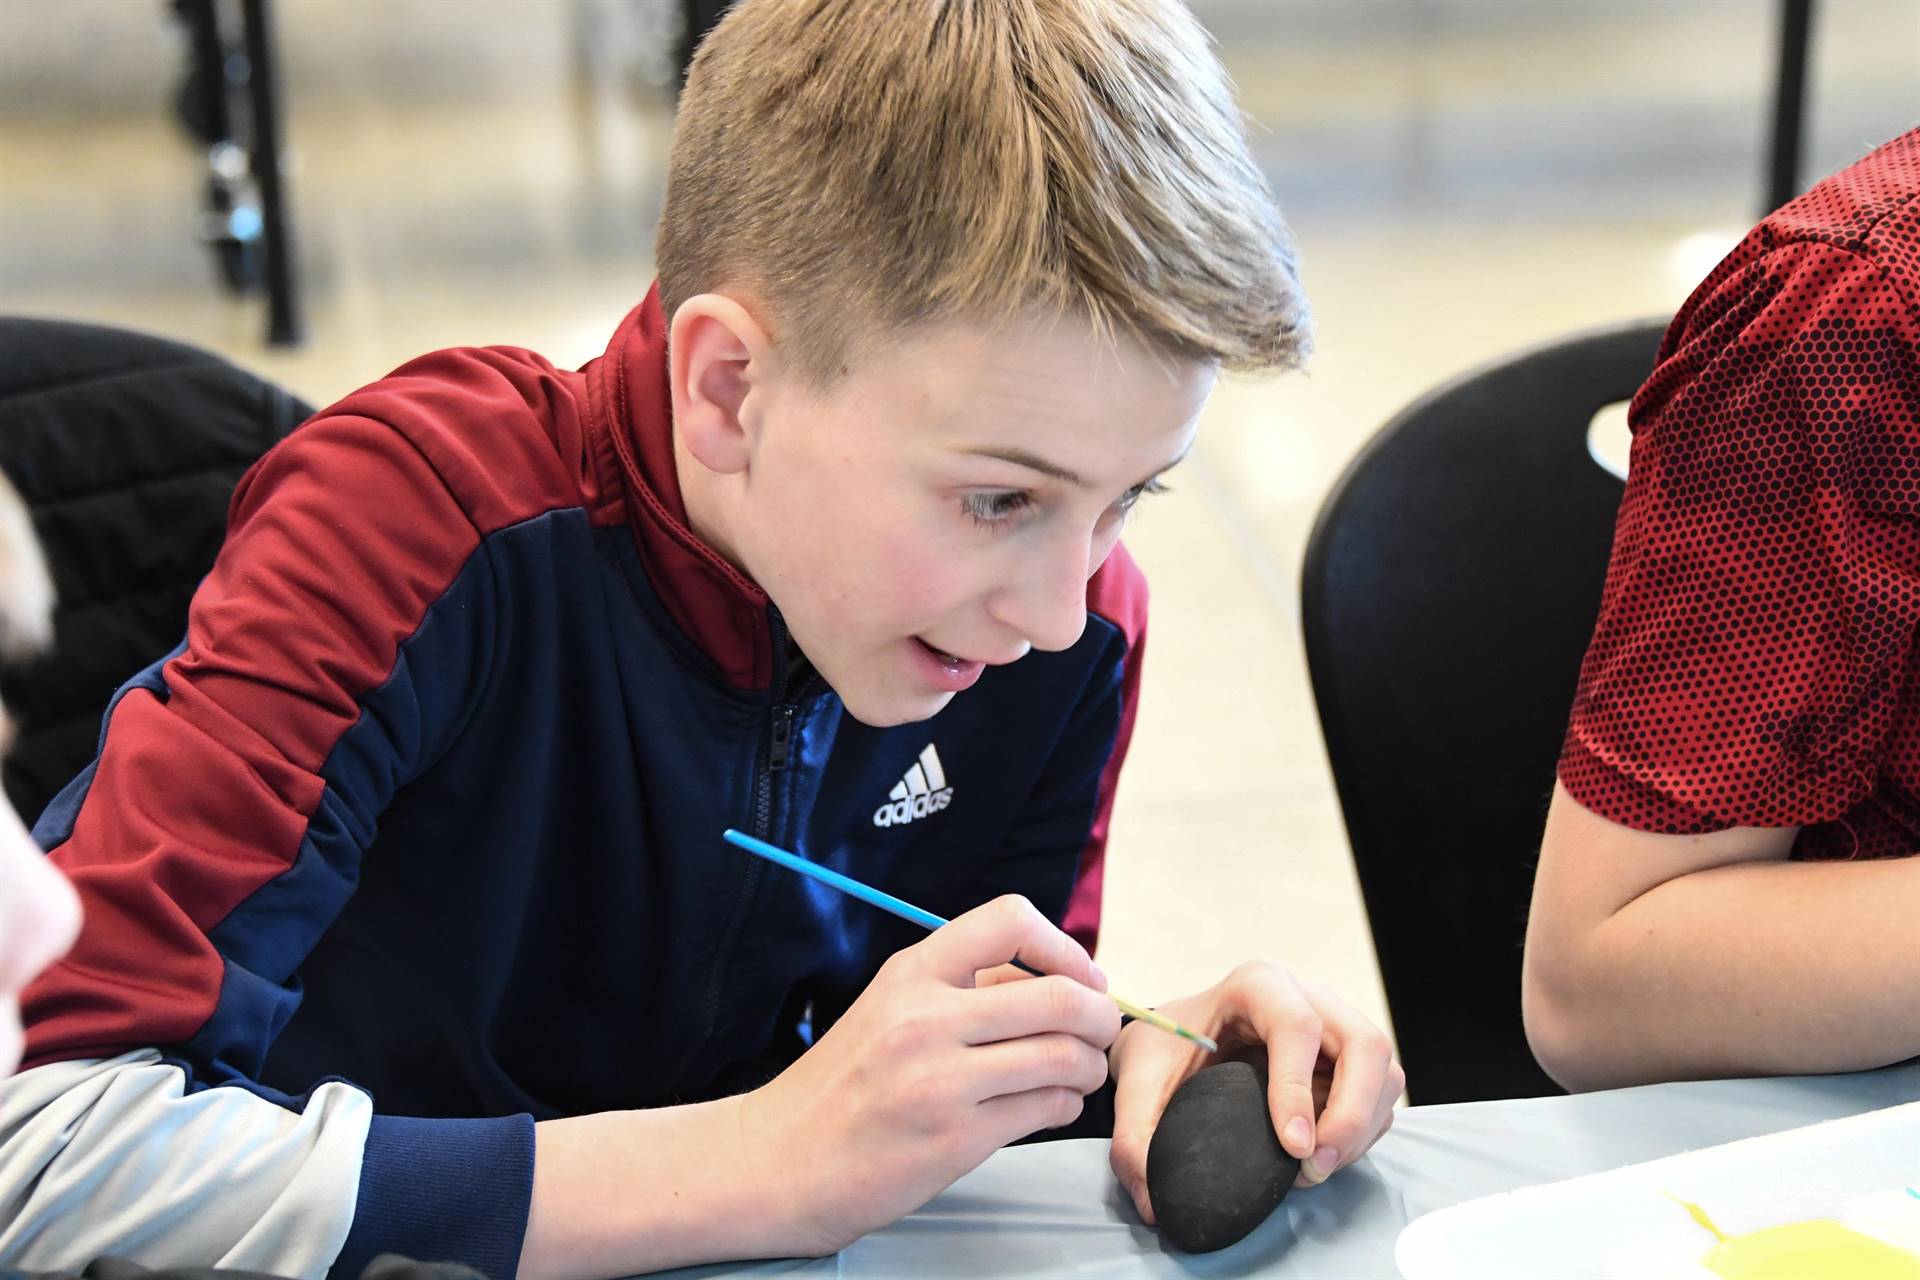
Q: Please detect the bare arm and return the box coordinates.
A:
[520,1097,787,1280]
[1522,781,1920,1092]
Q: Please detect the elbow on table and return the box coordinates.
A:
[1520,942,1640,1094]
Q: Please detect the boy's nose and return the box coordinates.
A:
[993,530,1094,654]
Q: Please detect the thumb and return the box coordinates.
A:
[1265,1048,1319,1161]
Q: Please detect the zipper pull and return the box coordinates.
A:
[769,704,795,771]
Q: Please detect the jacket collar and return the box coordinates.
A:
[586,285,776,690]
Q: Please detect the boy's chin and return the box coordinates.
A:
[837,683,957,728]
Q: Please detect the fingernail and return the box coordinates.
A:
[1088,961,1109,992]
[1306,1145,1339,1182]
[1283,1116,1313,1155]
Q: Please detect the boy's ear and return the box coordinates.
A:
[668,293,774,476]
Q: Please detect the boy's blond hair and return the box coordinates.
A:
[657,0,1308,381]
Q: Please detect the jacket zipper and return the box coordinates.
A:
[692,607,802,1077]
[768,703,795,772]
[752,607,793,833]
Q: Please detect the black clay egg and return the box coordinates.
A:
[1145,1060,1300,1253]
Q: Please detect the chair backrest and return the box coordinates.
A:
[1301,318,1666,1104]
[0,318,310,825]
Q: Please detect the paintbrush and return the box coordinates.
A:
[721,828,1220,1054]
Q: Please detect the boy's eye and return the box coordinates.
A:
[960,477,1169,531]
[961,490,1032,528]
[1114,477,1171,513]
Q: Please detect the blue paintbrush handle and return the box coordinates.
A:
[721,828,1219,1053]
[722,829,950,932]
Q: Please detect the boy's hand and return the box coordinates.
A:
[1107,961,1403,1223]
[739,894,1122,1256]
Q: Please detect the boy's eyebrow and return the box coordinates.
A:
[961,444,1193,489]
[964,447,1088,487]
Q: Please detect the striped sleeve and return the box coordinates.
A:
[10,348,582,1277]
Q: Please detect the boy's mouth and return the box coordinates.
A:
[919,640,967,666]
[911,637,987,691]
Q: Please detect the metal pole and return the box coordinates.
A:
[242,0,303,346]
[1765,0,1814,214]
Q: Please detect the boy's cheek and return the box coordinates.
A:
[874,535,989,613]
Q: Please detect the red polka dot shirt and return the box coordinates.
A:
[1561,127,1920,860]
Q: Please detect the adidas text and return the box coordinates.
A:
[874,744,955,827]
[873,788,954,827]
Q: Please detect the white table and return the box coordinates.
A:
[656,1060,1920,1277]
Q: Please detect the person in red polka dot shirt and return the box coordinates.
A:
[1524,127,1920,1091]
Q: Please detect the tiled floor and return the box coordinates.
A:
[4,0,1919,1058]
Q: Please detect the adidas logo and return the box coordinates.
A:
[873,744,955,827]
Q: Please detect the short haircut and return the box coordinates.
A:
[657,0,1310,382]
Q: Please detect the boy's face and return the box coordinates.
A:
[0,482,75,1076]
[688,307,1214,726]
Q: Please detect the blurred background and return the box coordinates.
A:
[2,0,1917,1054]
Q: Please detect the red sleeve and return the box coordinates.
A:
[1560,239,1920,834]
[23,347,587,1068]
[1062,541,1148,954]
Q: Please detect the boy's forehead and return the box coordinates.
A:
[882,308,1178,376]
[860,313,1214,429]
[829,325,1207,485]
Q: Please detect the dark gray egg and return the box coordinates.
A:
[1145,1059,1300,1253]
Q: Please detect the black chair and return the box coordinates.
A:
[1301,318,1667,1104]
[0,318,310,826]
[677,0,735,86]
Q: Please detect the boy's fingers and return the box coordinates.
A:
[1224,963,1322,1161]
[976,1085,1087,1147]
[1127,1178,1156,1225]
[975,962,1031,988]
[1109,1122,1157,1223]
[975,959,1108,993]
[972,962,1031,989]
[965,973,1121,1048]
[923,894,1097,989]
[1108,1038,1186,1226]
[1299,997,1398,1182]
[968,1032,1111,1101]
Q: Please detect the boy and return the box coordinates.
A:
[3,2,1402,1276]
[1524,128,1920,1092]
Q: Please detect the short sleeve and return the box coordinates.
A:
[1560,238,1920,833]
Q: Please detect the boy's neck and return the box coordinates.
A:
[669,432,817,680]
[668,424,753,586]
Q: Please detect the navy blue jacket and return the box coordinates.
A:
[18,288,1147,1278]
